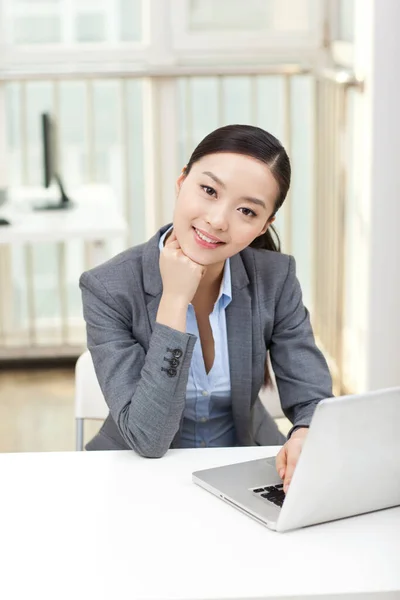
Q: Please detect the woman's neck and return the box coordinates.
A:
[192,260,225,311]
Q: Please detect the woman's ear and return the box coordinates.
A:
[259,216,275,237]
[175,166,187,196]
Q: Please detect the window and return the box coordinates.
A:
[0,0,326,345]
[172,0,323,62]
[330,0,355,68]
[0,0,324,74]
[3,0,143,45]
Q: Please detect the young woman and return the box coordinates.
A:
[80,124,332,493]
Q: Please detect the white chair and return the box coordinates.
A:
[259,353,284,419]
[75,350,109,451]
[259,384,284,419]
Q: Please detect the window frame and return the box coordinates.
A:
[0,0,328,76]
[171,0,324,55]
[328,0,355,68]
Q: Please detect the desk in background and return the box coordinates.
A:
[0,185,128,358]
[0,446,399,600]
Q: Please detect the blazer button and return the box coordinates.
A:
[163,357,179,368]
[167,368,177,377]
[172,349,182,359]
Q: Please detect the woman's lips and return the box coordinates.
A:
[192,227,225,249]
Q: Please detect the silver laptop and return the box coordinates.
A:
[193,387,400,532]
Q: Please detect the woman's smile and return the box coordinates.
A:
[192,226,226,249]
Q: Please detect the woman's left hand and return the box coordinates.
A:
[275,427,308,494]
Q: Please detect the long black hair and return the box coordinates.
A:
[183,124,291,252]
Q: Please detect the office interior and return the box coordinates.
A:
[0,0,399,454]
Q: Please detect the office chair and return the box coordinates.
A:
[74,350,108,451]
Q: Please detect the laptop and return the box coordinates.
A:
[192,387,400,532]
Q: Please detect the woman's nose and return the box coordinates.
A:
[206,208,229,232]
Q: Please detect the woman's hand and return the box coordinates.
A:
[156,230,206,332]
[160,230,206,305]
[275,427,308,494]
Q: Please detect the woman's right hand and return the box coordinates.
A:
[159,230,206,305]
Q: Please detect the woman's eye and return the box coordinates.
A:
[200,185,216,197]
[239,207,257,217]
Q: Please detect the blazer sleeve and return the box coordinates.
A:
[79,270,196,458]
[269,256,333,438]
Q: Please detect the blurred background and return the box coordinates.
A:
[0,0,399,452]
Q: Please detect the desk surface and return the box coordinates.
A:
[0,447,399,600]
[0,184,127,244]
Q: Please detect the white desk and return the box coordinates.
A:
[0,447,399,600]
[0,184,128,262]
[0,185,128,356]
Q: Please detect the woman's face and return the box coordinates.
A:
[173,152,279,266]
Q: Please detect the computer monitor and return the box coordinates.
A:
[34,113,72,211]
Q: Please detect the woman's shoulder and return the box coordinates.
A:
[79,238,156,321]
[241,245,294,280]
[81,240,148,285]
[239,247,299,309]
[82,225,169,286]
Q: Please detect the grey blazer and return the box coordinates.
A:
[79,224,332,456]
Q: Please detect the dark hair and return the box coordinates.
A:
[184,124,291,387]
[184,124,291,252]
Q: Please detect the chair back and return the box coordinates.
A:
[75,350,109,420]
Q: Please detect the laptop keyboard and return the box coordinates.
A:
[252,484,285,508]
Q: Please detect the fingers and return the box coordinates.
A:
[164,229,180,249]
[283,440,302,494]
[162,229,206,285]
[275,445,287,481]
[166,229,177,244]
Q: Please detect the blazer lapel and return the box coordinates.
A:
[226,252,253,446]
[142,225,170,338]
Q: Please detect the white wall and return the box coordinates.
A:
[345,0,400,391]
[365,0,400,389]
[0,85,7,193]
